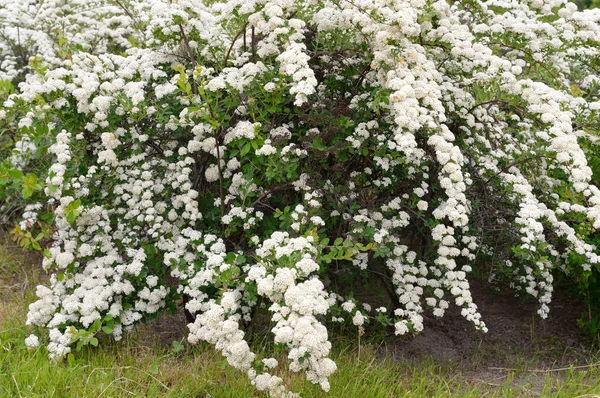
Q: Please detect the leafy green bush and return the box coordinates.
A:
[1,0,600,396]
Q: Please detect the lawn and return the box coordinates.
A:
[2,236,600,398]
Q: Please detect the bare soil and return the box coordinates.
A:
[385,281,589,365]
[380,280,596,395]
[4,232,598,395]
[142,277,594,365]
[138,278,597,395]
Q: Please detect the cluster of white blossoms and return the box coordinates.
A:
[0,0,131,81]
[19,202,42,230]
[2,0,600,396]
[247,231,337,392]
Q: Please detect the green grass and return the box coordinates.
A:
[2,237,600,397]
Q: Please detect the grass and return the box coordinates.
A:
[2,237,600,397]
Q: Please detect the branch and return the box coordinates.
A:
[466,99,503,115]
[251,26,256,62]
[178,24,198,95]
[483,154,556,186]
[215,133,225,218]
[223,23,248,69]
[490,363,600,373]
[251,183,293,208]
[114,0,141,30]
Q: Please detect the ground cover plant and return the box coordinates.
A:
[1,0,600,396]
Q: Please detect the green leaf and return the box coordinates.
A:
[65,199,82,224]
[312,139,328,152]
[22,189,34,199]
[89,319,102,333]
[171,340,185,353]
[8,169,24,180]
[225,368,237,376]
[241,142,251,156]
[76,339,85,351]
[224,252,236,264]
[127,35,137,47]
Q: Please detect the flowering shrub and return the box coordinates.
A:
[2,0,600,395]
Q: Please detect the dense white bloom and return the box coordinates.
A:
[352,311,365,326]
[25,334,40,349]
[8,0,600,396]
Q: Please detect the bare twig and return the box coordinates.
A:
[251,26,256,62]
[250,183,292,208]
[489,363,600,373]
[482,154,556,186]
[114,0,141,29]
[215,134,225,218]
[178,24,198,95]
[223,23,248,69]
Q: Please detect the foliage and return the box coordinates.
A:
[1,0,600,396]
[574,0,599,11]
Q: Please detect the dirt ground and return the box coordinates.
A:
[385,280,589,365]
[143,277,594,364]
[4,233,598,396]
[137,278,597,395]
[377,280,596,395]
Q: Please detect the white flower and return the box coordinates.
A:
[205,165,220,182]
[25,334,40,349]
[297,258,319,275]
[55,252,74,269]
[352,311,365,326]
[262,358,278,369]
[264,82,276,92]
